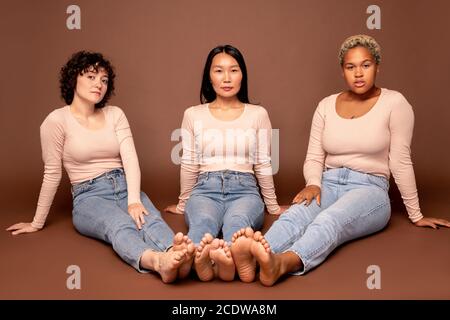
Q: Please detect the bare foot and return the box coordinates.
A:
[230,227,256,282]
[172,232,195,279]
[251,231,281,286]
[141,249,187,284]
[194,233,214,281]
[209,238,235,281]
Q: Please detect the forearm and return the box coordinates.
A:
[31,169,62,229]
[254,163,280,214]
[177,163,199,212]
[120,137,142,205]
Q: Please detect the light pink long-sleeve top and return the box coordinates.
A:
[177,103,280,214]
[31,105,141,229]
[303,88,423,222]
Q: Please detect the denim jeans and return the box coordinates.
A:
[71,168,174,273]
[265,167,391,275]
[185,170,265,245]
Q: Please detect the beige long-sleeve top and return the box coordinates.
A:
[303,88,423,222]
[31,105,141,229]
[177,103,280,214]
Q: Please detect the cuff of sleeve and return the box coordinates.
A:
[410,213,424,223]
[267,204,281,215]
[306,178,322,188]
[31,221,44,229]
[176,201,186,214]
[127,198,143,206]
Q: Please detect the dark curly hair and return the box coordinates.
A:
[59,51,116,108]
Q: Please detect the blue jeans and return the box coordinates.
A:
[71,168,174,273]
[185,170,265,245]
[265,167,391,275]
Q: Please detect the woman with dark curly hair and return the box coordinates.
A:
[6,51,194,283]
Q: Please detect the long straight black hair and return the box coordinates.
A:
[200,45,250,104]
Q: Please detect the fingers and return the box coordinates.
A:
[130,211,145,230]
[302,192,321,207]
[292,192,305,204]
[422,220,437,229]
[434,218,450,228]
[416,217,450,229]
[316,193,321,207]
[139,212,146,225]
[11,226,37,235]
[6,223,24,231]
[133,215,142,230]
[304,193,315,206]
[128,205,149,229]
[12,228,28,235]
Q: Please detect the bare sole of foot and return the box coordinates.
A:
[209,238,235,281]
[231,227,256,282]
[154,250,186,284]
[172,232,195,279]
[251,231,280,287]
[194,233,214,281]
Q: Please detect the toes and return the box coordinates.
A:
[174,232,184,245]
[244,227,254,238]
[210,238,220,249]
[187,243,196,254]
[174,251,183,261]
[204,233,214,242]
[234,228,245,239]
[225,250,231,258]
[223,245,231,256]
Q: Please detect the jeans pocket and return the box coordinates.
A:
[238,174,257,188]
[193,176,207,189]
[366,174,389,192]
[72,182,92,199]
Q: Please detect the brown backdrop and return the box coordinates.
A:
[0,0,449,299]
[1,0,450,213]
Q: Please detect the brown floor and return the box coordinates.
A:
[1,195,449,300]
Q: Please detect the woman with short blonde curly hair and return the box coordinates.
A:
[231,34,450,286]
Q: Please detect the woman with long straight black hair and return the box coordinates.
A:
[166,45,283,281]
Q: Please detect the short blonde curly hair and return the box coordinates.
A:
[338,34,381,66]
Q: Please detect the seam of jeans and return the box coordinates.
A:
[342,200,390,227]
[268,222,302,253]
[304,201,390,259]
[304,236,335,261]
[140,221,167,252]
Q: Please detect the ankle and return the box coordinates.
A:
[140,249,159,272]
[282,251,303,274]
